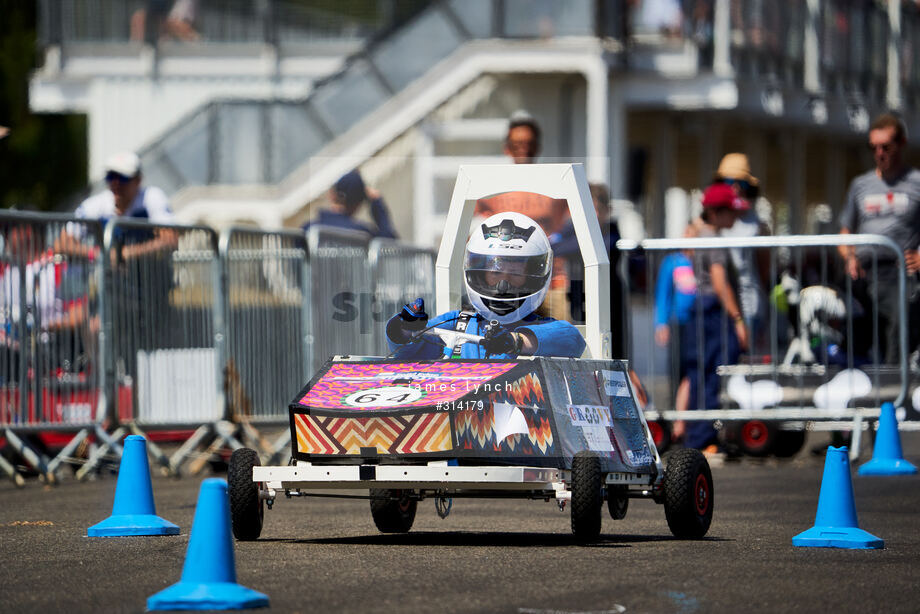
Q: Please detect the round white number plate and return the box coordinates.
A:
[343,386,424,407]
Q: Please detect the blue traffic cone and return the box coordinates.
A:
[858,402,918,476]
[792,446,883,549]
[147,478,268,611]
[87,435,179,537]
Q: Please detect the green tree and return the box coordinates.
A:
[0,0,87,211]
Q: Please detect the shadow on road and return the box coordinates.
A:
[258,531,731,547]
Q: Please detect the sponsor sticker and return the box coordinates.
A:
[602,370,630,397]
[567,404,614,427]
[625,449,653,466]
[581,425,615,452]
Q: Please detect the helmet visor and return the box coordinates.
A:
[464,252,550,298]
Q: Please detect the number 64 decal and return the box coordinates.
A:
[343,386,425,407]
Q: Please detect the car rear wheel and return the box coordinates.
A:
[607,485,629,520]
[228,448,263,541]
[663,448,713,539]
[370,489,417,533]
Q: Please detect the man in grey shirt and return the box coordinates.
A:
[839,113,920,364]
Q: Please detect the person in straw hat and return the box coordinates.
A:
[715,153,770,357]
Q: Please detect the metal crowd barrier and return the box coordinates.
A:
[0,215,445,483]
[368,239,436,355]
[218,227,309,464]
[99,219,226,475]
[104,219,223,425]
[220,227,309,422]
[305,225,374,372]
[620,233,913,459]
[0,211,106,483]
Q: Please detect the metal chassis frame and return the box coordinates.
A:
[253,462,662,506]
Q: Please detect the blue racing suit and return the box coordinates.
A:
[386,310,586,359]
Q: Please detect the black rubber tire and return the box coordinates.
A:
[739,420,776,456]
[570,451,604,540]
[369,489,417,533]
[773,429,806,458]
[228,448,263,541]
[663,447,714,539]
[722,420,776,457]
[606,485,629,520]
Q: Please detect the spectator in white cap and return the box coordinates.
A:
[59,151,176,261]
[75,151,173,225]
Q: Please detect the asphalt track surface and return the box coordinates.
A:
[2,433,920,614]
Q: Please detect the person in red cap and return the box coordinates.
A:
[680,182,750,456]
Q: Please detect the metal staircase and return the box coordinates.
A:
[135,0,620,221]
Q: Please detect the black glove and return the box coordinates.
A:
[386,298,429,344]
[481,327,523,355]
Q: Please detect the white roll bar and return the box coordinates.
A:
[436,164,612,359]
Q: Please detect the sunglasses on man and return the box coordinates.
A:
[105,171,136,184]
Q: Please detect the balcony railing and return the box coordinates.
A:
[38,1,920,197]
[38,0,432,49]
[124,0,617,195]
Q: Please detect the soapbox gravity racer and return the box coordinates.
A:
[228,164,713,541]
[229,327,713,541]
